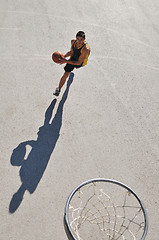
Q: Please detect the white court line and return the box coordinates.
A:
[0,27,19,30]
[106,28,159,52]
[94,57,159,156]
[0,10,41,15]
[95,56,159,71]
[0,54,51,60]
[0,10,99,27]
[1,10,158,52]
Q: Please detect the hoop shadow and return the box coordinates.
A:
[9,73,74,213]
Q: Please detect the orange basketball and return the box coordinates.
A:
[52,51,64,63]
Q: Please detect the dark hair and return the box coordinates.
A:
[76,31,85,39]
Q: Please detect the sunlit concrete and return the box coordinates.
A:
[1,0,159,239]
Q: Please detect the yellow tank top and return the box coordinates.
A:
[71,40,90,66]
[81,42,90,66]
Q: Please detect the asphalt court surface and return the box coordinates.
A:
[1,0,159,239]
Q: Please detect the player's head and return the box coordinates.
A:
[76,31,85,40]
[76,31,85,46]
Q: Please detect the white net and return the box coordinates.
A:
[67,181,146,240]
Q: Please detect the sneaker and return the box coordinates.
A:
[53,87,60,96]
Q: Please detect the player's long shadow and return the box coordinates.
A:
[9,73,74,214]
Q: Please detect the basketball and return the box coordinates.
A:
[52,51,64,63]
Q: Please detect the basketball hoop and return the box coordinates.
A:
[64,179,148,240]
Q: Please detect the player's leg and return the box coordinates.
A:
[53,72,70,96]
[59,71,70,89]
[53,64,74,96]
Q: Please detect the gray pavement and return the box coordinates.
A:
[1,0,159,239]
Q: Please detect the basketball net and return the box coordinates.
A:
[68,182,146,240]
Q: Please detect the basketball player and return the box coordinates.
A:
[53,31,90,96]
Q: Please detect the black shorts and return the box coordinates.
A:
[64,63,83,72]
